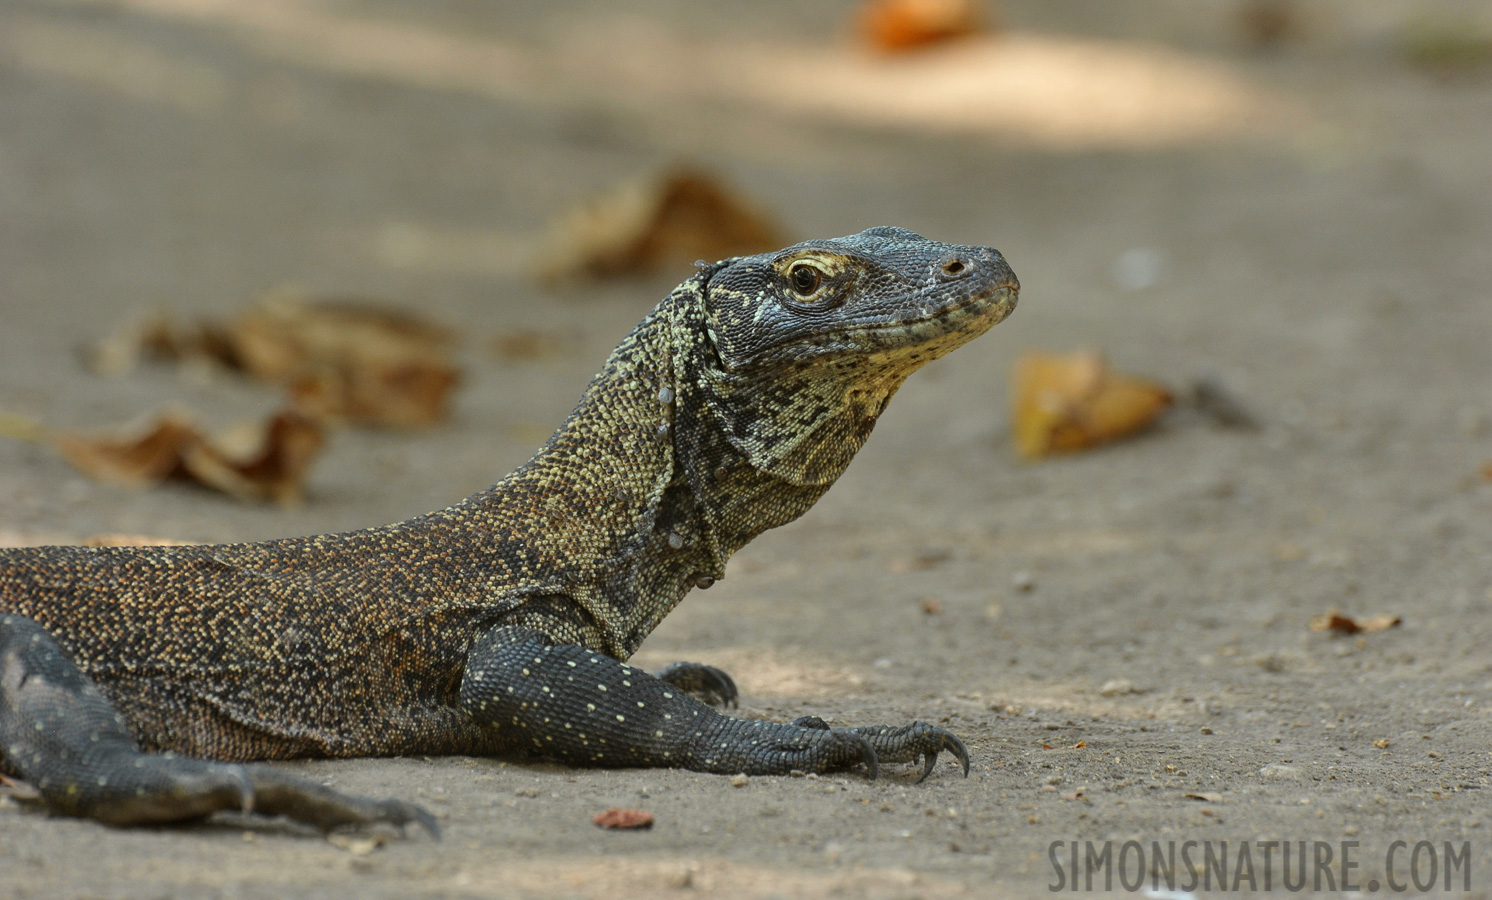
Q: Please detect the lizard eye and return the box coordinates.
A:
[788,264,822,296]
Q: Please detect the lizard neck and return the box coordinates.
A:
[447,270,904,660]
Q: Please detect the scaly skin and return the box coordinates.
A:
[0,227,1017,832]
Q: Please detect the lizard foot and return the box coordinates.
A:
[652,661,738,708]
[246,766,440,838]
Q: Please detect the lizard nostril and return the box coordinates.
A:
[937,256,971,280]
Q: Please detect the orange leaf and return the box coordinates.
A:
[858,0,987,53]
[593,808,654,829]
[1308,611,1402,634]
[1011,351,1172,458]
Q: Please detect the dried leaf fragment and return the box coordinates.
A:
[234,294,461,429]
[53,410,324,505]
[857,0,989,54]
[1012,351,1173,458]
[593,807,654,829]
[1184,792,1223,803]
[1308,611,1402,635]
[90,295,462,430]
[538,168,788,283]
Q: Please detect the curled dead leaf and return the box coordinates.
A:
[857,0,989,54]
[1308,611,1402,635]
[53,409,324,505]
[593,807,654,829]
[89,294,461,430]
[1012,351,1173,458]
[537,167,788,283]
[1185,792,1223,803]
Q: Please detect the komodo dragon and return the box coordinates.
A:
[0,227,1018,834]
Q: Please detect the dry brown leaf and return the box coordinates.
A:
[84,313,235,377]
[89,295,461,430]
[1011,351,1173,458]
[1185,792,1223,803]
[234,294,460,429]
[857,0,989,54]
[53,414,201,487]
[53,409,324,505]
[537,167,788,283]
[287,363,458,430]
[593,808,654,829]
[1308,611,1402,635]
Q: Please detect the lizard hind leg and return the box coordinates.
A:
[0,612,250,825]
[0,614,436,836]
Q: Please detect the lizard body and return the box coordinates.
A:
[0,227,1017,832]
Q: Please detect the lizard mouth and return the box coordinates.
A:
[793,275,1019,366]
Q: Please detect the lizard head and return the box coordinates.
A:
[701,226,1018,376]
[689,227,1018,485]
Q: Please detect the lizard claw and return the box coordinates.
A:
[915,730,971,783]
[853,734,880,781]
[653,661,739,709]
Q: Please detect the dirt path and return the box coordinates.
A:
[2,2,1489,896]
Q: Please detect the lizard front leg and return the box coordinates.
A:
[460,625,967,779]
[0,614,436,835]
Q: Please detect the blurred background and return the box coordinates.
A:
[3,0,1488,542]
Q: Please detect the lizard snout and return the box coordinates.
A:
[931,248,1017,291]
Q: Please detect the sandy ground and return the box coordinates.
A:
[2,1,1491,897]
